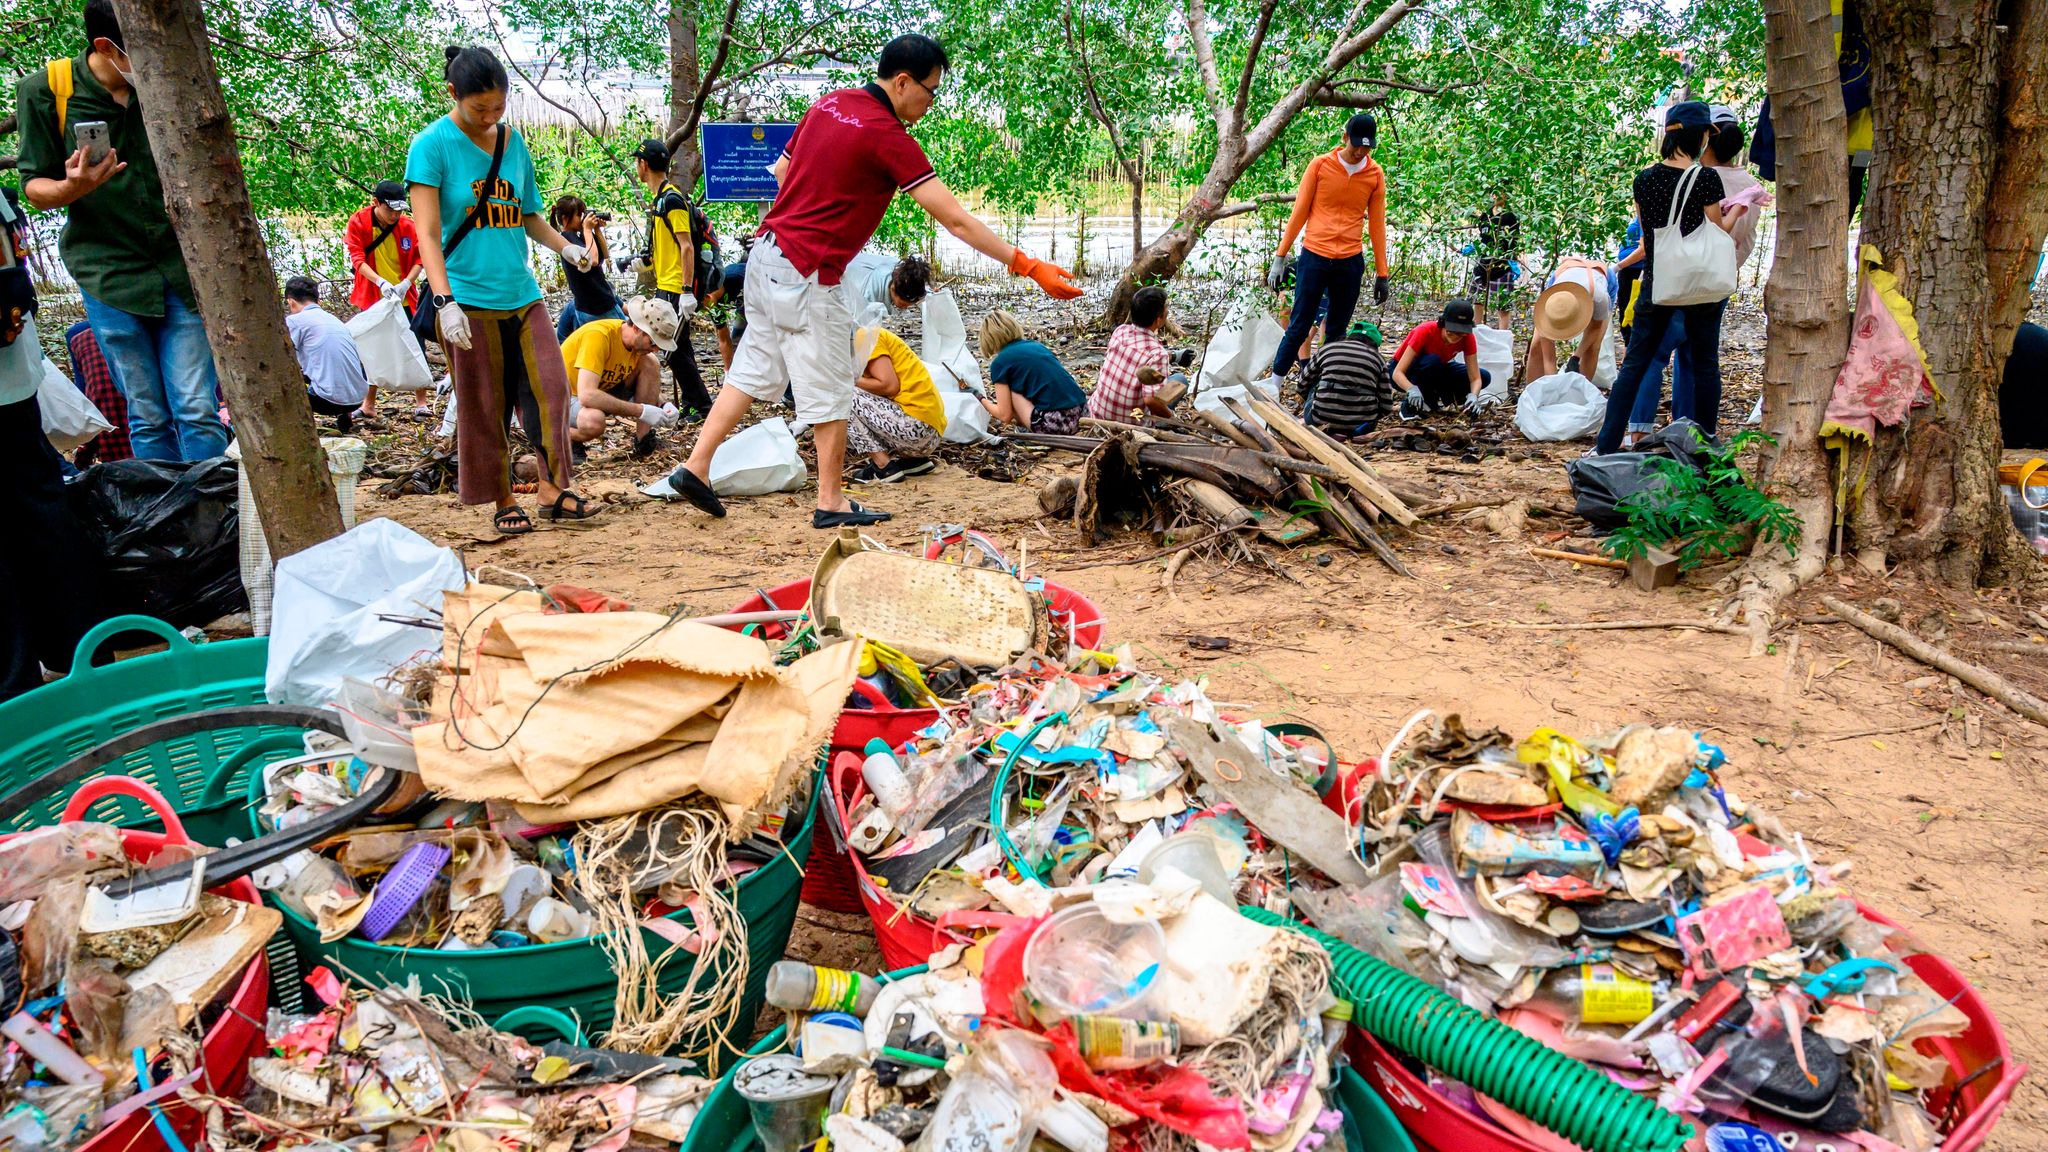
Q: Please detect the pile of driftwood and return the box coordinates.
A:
[1024,385,1434,578]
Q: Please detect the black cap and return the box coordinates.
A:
[1439,298,1476,335]
[372,180,408,210]
[631,137,669,167]
[1665,100,1711,129]
[1346,112,1378,149]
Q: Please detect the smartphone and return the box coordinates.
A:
[73,120,111,165]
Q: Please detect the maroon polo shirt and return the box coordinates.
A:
[760,84,936,286]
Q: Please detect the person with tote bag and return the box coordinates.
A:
[1595,101,1736,456]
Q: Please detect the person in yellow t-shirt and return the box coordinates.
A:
[564,296,681,458]
[847,326,945,485]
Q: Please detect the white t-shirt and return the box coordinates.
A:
[286,304,370,406]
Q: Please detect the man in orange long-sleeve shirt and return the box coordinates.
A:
[1269,112,1390,379]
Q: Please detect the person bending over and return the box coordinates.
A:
[847,325,946,484]
[1087,286,1186,421]
[1304,319,1394,439]
[283,276,370,434]
[563,295,680,458]
[976,309,1086,434]
[1392,299,1489,415]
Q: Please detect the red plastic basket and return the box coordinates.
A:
[1344,900,2024,1152]
[0,777,271,1152]
[721,574,1105,916]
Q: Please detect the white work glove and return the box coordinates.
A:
[963,377,989,399]
[561,243,594,272]
[1461,392,1482,415]
[375,276,400,299]
[641,402,680,429]
[675,294,698,323]
[1265,253,1286,292]
[438,301,472,350]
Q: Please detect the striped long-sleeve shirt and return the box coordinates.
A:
[1305,337,1394,433]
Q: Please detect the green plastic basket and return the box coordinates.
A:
[681,970,1415,1152]
[679,965,928,1152]
[256,771,819,1069]
[0,615,307,845]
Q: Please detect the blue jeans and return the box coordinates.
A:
[555,302,625,344]
[1597,298,1726,455]
[82,288,226,462]
[1626,315,1691,433]
[1273,250,1364,377]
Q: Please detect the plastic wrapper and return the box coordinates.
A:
[1289,874,1437,985]
[21,877,88,995]
[69,456,247,627]
[0,822,125,903]
[64,958,130,1063]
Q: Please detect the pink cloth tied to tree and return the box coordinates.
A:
[1822,245,1936,442]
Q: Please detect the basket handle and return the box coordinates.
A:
[63,775,189,845]
[70,615,192,675]
[830,751,869,840]
[197,731,315,811]
[493,1006,587,1046]
[847,679,896,712]
[2019,458,2048,510]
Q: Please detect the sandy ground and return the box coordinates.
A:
[357,414,2048,1146]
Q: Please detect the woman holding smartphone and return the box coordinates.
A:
[407,45,600,534]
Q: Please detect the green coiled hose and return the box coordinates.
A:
[1240,907,1692,1152]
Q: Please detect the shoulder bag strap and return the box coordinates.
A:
[366,218,398,257]
[441,125,507,261]
[1665,164,1700,231]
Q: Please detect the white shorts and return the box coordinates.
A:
[725,234,857,424]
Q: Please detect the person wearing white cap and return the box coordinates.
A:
[561,295,681,459]
[1528,257,1612,381]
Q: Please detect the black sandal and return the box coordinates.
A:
[540,490,602,527]
[494,506,534,536]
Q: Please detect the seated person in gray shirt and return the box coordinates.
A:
[284,276,369,434]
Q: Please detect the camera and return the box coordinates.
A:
[590,211,613,223]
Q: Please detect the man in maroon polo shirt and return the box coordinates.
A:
[658,33,1082,529]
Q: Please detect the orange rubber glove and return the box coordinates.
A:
[1008,248,1082,300]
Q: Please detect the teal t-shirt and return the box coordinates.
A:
[404,117,543,311]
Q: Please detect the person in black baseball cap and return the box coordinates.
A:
[1390,299,1491,416]
[1268,112,1393,380]
[343,177,430,418]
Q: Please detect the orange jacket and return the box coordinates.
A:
[1277,149,1388,274]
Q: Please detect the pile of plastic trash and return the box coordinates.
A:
[1295,712,1976,1151]
[239,972,712,1147]
[0,820,279,1150]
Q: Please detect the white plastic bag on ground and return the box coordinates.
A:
[1514,372,1607,441]
[1197,305,1284,394]
[231,437,368,636]
[40,357,111,453]
[1592,327,1621,392]
[709,416,807,496]
[346,296,433,393]
[921,289,984,394]
[1473,326,1515,401]
[1192,379,1269,426]
[266,518,466,706]
[939,392,995,444]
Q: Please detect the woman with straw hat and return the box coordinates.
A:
[1528,257,1612,382]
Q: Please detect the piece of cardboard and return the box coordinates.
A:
[128,899,281,1026]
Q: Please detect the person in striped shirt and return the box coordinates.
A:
[1303,319,1394,439]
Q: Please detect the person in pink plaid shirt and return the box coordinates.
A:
[1086,286,1184,420]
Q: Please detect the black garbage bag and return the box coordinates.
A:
[68,457,247,627]
[1566,419,1717,530]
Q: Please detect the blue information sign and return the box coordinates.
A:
[701,122,797,202]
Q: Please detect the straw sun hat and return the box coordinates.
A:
[1534,277,1595,341]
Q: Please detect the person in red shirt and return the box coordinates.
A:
[343,180,430,421]
[1392,299,1491,415]
[656,34,1081,530]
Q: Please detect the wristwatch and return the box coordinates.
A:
[430,293,454,309]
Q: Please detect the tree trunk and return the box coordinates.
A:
[666,1,703,189]
[1101,163,1237,325]
[1854,0,2048,585]
[1130,176,1144,261]
[1729,0,1852,648]
[109,0,341,560]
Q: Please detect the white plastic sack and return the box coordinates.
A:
[266,518,467,706]
[40,357,112,453]
[939,391,995,444]
[1197,306,1284,393]
[1514,372,1607,442]
[1473,326,1515,400]
[1593,327,1621,393]
[345,296,433,393]
[920,289,984,394]
[1191,380,1267,426]
[709,417,807,496]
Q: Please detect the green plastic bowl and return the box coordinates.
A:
[679,968,1415,1152]
[254,767,818,1069]
[0,615,308,845]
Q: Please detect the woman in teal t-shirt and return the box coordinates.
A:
[408,46,600,535]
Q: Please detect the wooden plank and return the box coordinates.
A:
[1197,409,1263,451]
[1245,395,1418,526]
[1177,479,1257,531]
[128,899,281,1027]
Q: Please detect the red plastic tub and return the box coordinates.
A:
[1344,902,2024,1152]
[721,574,1104,915]
[829,751,1001,970]
[0,777,271,1152]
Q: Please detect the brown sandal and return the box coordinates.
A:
[493,506,534,535]
[540,490,602,528]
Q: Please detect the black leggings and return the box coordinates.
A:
[655,289,714,413]
[307,389,359,433]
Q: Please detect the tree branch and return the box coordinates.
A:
[676,0,744,149]
[1063,0,1139,186]
[1184,0,1225,121]
[1244,0,1420,159]
[1212,190,1296,220]
[1306,88,1391,109]
[1232,0,1282,122]
[482,5,627,178]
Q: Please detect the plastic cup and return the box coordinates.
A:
[1137,829,1237,903]
[733,1053,836,1152]
[1022,902,1167,1021]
